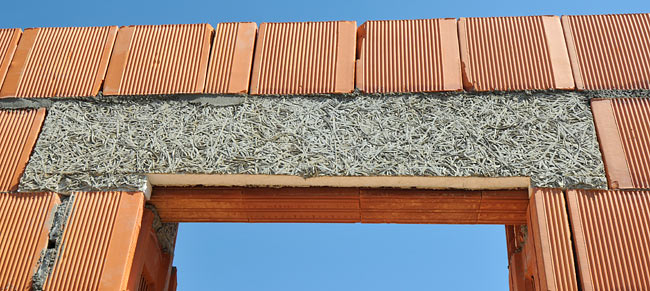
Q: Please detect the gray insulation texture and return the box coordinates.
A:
[20,173,148,194]
[20,91,606,190]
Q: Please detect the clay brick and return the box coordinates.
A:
[459,16,574,91]
[249,21,356,94]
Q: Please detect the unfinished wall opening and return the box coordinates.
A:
[173,223,509,290]
[148,186,530,290]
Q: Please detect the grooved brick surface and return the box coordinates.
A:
[458,16,574,91]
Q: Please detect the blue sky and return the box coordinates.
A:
[174,223,509,290]
[0,0,648,28]
[4,0,648,290]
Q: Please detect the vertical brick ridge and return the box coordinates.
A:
[249,21,355,95]
[0,193,59,290]
[567,189,650,290]
[357,19,461,93]
[529,188,579,291]
[334,21,356,94]
[102,26,135,95]
[205,22,257,94]
[99,192,144,291]
[610,98,650,188]
[0,26,117,98]
[104,24,214,96]
[45,192,144,291]
[541,16,575,89]
[562,14,650,90]
[0,28,21,91]
[0,108,46,192]
[590,99,634,189]
[459,16,573,91]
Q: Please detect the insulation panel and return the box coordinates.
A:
[103,24,213,96]
[0,108,46,192]
[528,188,579,291]
[567,189,650,291]
[356,19,461,93]
[0,26,117,98]
[458,16,574,91]
[45,191,144,291]
[0,192,59,290]
[0,28,21,91]
[249,21,356,94]
[563,14,650,90]
[21,93,606,192]
[591,98,650,188]
[205,22,257,94]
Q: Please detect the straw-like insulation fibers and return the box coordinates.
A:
[20,92,607,191]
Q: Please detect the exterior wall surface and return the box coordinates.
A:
[1,13,650,291]
[205,22,257,94]
[356,18,461,93]
[0,28,21,90]
[563,13,650,90]
[458,16,574,91]
[0,192,59,290]
[592,98,650,189]
[0,26,117,98]
[127,208,174,291]
[103,24,213,96]
[527,189,579,291]
[0,108,45,192]
[249,21,356,94]
[567,189,650,290]
[44,191,144,291]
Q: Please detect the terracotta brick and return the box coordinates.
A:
[0,192,59,289]
[249,21,356,95]
[205,22,257,94]
[528,188,579,291]
[45,191,144,291]
[0,28,21,91]
[103,24,213,96]
[0,108,46,192]
[591,98,650,188]
[0,26,117,98]
[356,19,461,93]
[152,187,531,225]
[459,16,574,91]
[563,14,650,90]
[567,189,650,290]
[127,209,174,291]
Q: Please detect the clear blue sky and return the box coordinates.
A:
[0,0,648,28]
[175,223,509,290]
[4,0,648,290]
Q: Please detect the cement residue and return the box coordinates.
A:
[20,91,607,190]
[20,173,148,194]
[145,205,178,254]
[579,89,650,99]
[31,195,75,291]
[0,98,53,110]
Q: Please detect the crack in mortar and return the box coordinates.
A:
[17,90,617,192]
[31,194,75,291]
[41,174,149,194]
[145,204,178,255]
